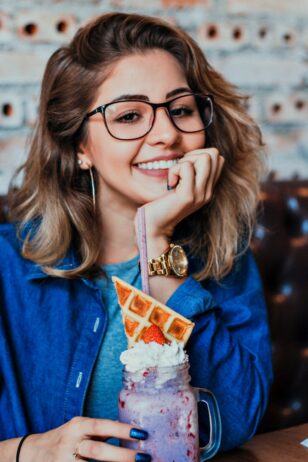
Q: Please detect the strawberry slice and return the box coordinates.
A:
[142,325,169,345]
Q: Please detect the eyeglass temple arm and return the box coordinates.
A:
[86,105,106,119]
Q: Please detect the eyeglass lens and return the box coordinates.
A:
[104,94,212,140]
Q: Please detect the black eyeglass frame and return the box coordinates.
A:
[85,93,214,141]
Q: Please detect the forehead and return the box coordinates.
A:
[94,49,189,104]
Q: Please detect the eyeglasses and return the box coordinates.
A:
[86,93,213,141]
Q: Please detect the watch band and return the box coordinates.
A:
[148,246,171,276]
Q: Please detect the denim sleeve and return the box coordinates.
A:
[166,250,273,451]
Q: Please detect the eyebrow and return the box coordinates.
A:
[109,87,192,103]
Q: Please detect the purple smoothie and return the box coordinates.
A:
[119,363,199,462]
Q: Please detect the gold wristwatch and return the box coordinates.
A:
[148,243,188,277]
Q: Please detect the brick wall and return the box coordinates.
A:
[0,0,307,194]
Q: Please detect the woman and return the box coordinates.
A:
[0,11,272,462]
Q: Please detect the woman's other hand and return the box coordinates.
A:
[21,417,150,462]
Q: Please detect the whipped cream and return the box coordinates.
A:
[120,340,188,373]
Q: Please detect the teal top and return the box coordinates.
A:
[83,254,141,423]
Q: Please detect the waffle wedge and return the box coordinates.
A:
[112,276,195,348]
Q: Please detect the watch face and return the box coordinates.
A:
[170,245,188,277]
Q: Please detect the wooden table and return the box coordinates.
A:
[212,423,308,462]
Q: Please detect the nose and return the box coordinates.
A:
[145,107,181,146]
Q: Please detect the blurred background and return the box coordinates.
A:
[0,0,307,194]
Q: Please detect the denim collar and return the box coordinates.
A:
[17,219,93,286]
[24,246,98,290]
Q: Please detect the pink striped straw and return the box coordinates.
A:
[137,206,150,294]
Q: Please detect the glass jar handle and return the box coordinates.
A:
[195,387,222,461]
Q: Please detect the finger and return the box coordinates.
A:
[194,154,212,198]
[203,152,221,201]
[76,418,148,442]
[213,155,225,186]
[78,439,149,462]
[189,151,219,205]
[168,161,195,200]
[177,149,220,197]
[177,147,219,163]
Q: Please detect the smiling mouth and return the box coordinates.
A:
[135,158,180,170]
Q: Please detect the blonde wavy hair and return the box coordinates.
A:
[9,12,266,280]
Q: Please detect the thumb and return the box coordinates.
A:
[167,166,181,190]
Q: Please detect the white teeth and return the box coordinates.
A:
[136,158,179,170]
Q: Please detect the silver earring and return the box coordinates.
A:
[88,167,96,210]
[77,159,96,209]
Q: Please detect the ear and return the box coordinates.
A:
[77,148,92,170]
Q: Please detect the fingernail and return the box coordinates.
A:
[135,453,152,462]
[130,428,148,440]
[167,184,172,191]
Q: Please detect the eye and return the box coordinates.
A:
[170,106,194,117]
[115,111,141,123]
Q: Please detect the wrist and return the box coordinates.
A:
[146,236,170,260]
[145,222,174,244]
[19,434,39,462]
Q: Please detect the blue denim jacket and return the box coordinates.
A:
[0,223,272,451]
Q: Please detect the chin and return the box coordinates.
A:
[143,187,168,203]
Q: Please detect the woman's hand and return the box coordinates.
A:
[21,417,150,462]
[136,147,224,257]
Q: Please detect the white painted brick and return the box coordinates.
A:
[262,128,308,179]
[199,20,301,51]
[253,21,306,52]
[172,3,214,29]
[161,0,209,7]
[0,94,24,128]
[251,22,276,50]
[227,0,308,17]
[246,93,262,122]
[215,55,306,87]
[274,24,300,49]
[0,12,14,43]
[265,92,308,124]
[25,93,39,128]
[0,135,28,194]
[0,51,51,84]
[197,20,250,50]
[85,0,169,9]
[303,25,308,50]
[111,0,162,8]
[15,10,77,43]
[251,21,301,50]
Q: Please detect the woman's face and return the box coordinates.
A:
[81,49,206,211]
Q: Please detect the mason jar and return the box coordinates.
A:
[119,362,221,461]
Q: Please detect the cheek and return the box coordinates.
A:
[185,132,206,151]
[94,139,143,171]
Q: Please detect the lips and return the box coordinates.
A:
[133,165,170,178]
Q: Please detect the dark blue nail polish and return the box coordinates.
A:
[130,428,148,440]
[167,184,172,191]
[135,453,152,462]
